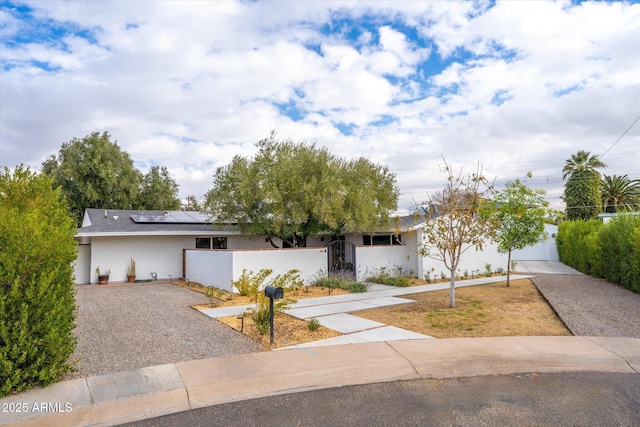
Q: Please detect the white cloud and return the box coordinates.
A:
[1,0,638,211]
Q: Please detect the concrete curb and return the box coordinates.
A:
[2,336,639,426]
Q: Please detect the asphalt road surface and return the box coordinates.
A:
[123,372,640,427]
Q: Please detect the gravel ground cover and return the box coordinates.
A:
[531,274,640,338]
[65,282,262,380]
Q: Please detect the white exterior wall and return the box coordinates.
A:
[354,245,417,281]
[184,247,327,291]
[420,240,507,281]
[74,244,91,284]
[232,247,328,290]
[511,224,559,261]
[90,235,194,283]
[227,235,275,249]
[185,250,233,290]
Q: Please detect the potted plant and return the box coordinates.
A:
[96,267,110,284]
[127,258,136,283]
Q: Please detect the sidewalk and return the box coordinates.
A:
[2,336,639,426]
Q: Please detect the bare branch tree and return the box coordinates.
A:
[416,157,495,308]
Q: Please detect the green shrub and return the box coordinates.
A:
[599,214,640,291]
[310,270,370,293]
[232,269,272,302]
[0,167,78,396]
[269,269,303,293]
[382,277,410,287]
[243,269,299,334]
[307,318,321,331]
[558,216,639,292]
[348,282,369,293]
[557,220,604,276]
[484,264,492,277]
[246,293,295,335]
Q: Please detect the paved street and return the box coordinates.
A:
[124,372,640,427]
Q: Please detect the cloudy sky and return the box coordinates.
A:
[1,0,639,213]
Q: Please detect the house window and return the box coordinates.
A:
[363,234,402,246]
[196,238,211,249]
[212,237,227,249]
[195,237,228,249]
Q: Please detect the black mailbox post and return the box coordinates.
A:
[264,286,284,344]
[264,286,284,299]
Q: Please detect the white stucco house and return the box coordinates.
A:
[74,208,558,290]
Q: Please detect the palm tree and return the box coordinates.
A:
[562,150,607,180]
[562,150,606,221]
[601,175,640,213]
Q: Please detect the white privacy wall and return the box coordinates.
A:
[90,235,193,283]
[511,224,559,261]
[185,247,328,291]
[185,250,234,290]
[232,247,328,289]
[419,240,507,280]
[354,245,417,281]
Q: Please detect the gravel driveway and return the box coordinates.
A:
[531,274,640,338]
[65,282,262,380]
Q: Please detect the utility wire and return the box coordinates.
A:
[600,114,640,159]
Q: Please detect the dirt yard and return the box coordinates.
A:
[354,278,571,338]
[174,277,570,349]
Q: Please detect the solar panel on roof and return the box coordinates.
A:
[130,212,210,224]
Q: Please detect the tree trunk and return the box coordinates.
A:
[506,250,511,287]
[449,272,456,308]
[267,236,280,249]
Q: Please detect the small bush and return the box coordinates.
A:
[348,282,369,293]
[366,265,413,286]
[310,269,371,293]
[270,269,304,292]
[244,269,299,334]
[233,269,272,302]
[312,276,349,289]
[307,318,321,331]
[484,264,492,277]
[382,277,410,287]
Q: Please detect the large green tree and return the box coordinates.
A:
[0,167,77,396]
[417,158,495,308]
[600,174,640,213]
[139,165,181,211]
[486,174,550,287]
[205,133,399,247]
[562,150,606,220]
[42,131,143,224]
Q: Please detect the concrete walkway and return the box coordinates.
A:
[200,274,533,347]
[515,260,581,275]
[2,336,638,426]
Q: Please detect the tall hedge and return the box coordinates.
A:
[557,215,640,292]
[599,214,640,292]
[556,219,604,277]
[0,167,78,396]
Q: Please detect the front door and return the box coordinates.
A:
[327,240,355,278]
